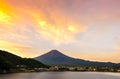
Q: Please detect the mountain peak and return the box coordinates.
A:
[50,49,59,52]
[34,49,73,66]
[42,49,66,57]
[48,49,62,54]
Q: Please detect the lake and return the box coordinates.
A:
[0,72,120,79]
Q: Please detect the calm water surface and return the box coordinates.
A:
[0,72,120,79]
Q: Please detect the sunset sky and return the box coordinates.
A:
[0,0,120,63]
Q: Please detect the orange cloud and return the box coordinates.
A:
[1,0,88,45]
[21,9,87,45]
[0,0,11,25]
[0,0,19,25]
[0,10,11,24]
[36,20,80,45]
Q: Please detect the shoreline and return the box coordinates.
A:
[0,70,120,74]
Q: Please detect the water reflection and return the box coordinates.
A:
[0,72,120,79]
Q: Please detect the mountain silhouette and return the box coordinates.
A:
[35,50,120,67]
[0,49,48,73]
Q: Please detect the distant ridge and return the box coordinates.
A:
[35,50,120,67]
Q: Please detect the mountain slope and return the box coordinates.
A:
[0,50,48,73]
[35,50,120,67]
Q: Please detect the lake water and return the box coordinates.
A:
[0,72,120,79]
